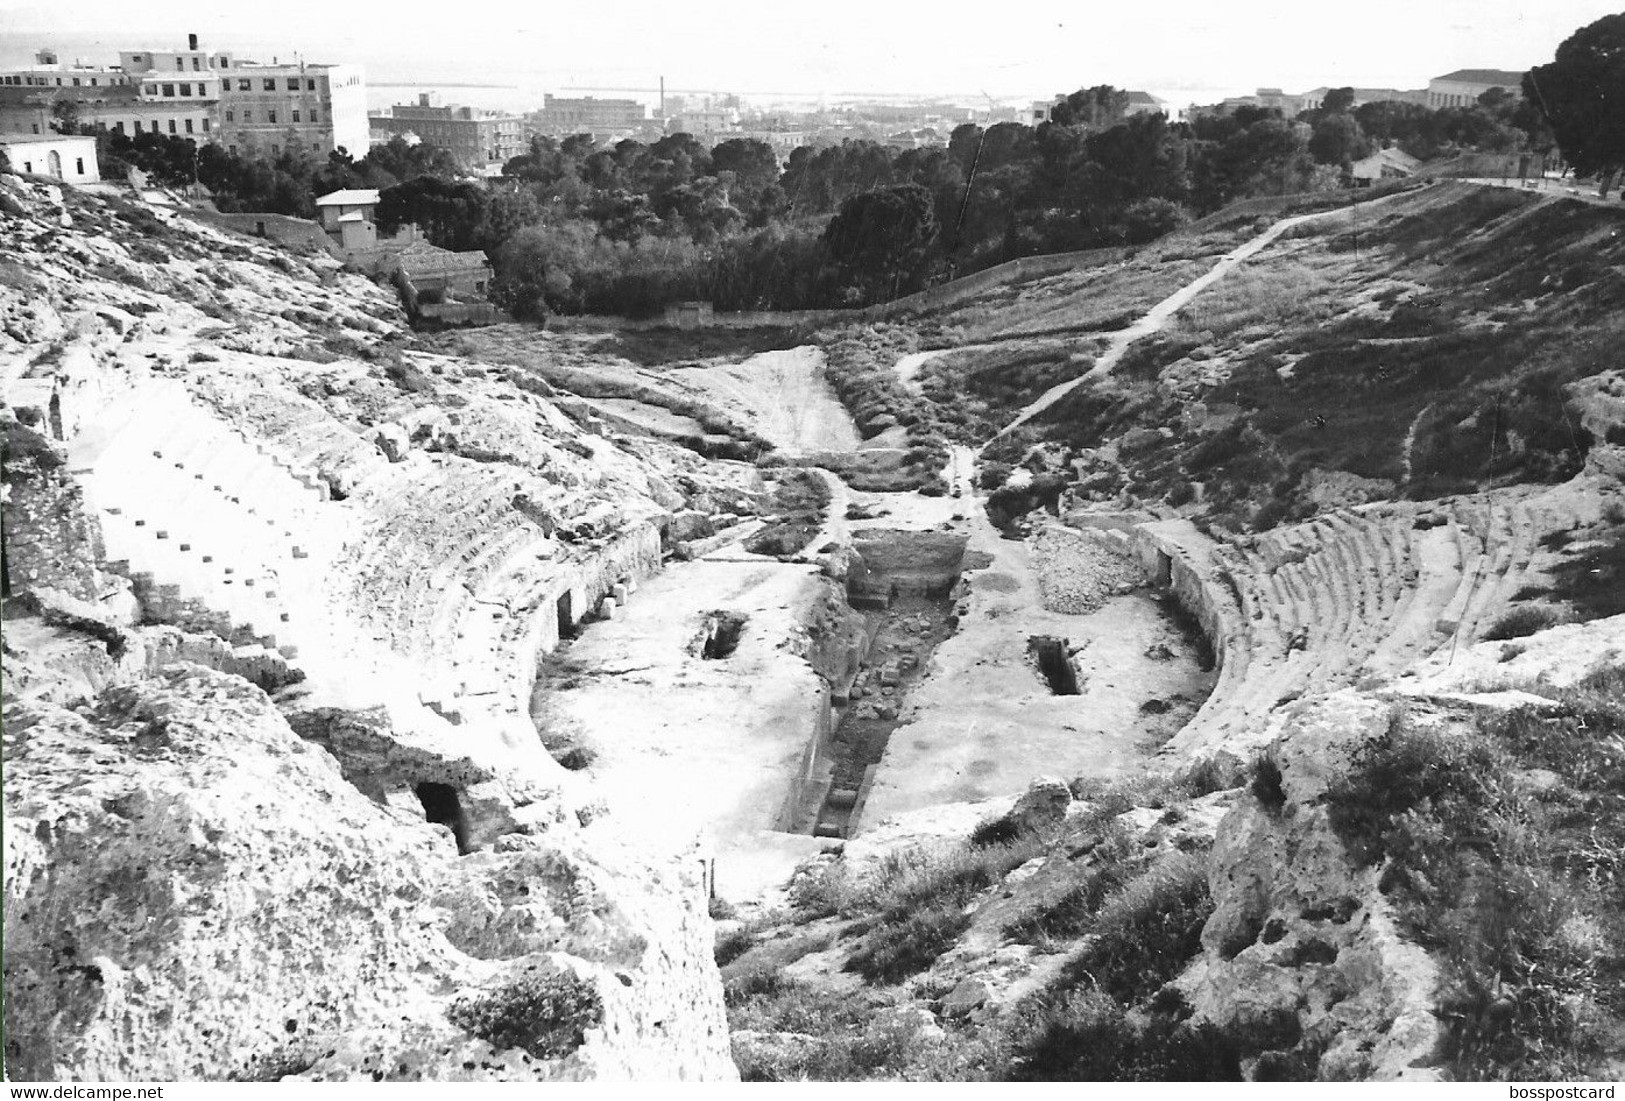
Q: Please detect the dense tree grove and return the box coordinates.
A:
[89,132,461,217]
[71,77,1562,317]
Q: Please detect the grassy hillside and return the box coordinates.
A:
[978,184,1625,529]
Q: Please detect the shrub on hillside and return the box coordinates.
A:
[1249,750,1287,812]
[1323,694,1625,1079]
[714,926,759,967]
[446,969,603,1061]
[1002,989,1246,1081]
[1483,604,1563,640]
[1547,522,1625,621]
[843,901,972,984]
[1055,852,1213,1005]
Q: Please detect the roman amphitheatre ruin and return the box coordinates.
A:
[3,172,1622,1081]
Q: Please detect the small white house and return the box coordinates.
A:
[1350,147,1421,186]
[315,188,382,252]
[0,133,101,184]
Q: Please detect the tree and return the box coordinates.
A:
[1119,197,1187,243]
[1309,113,1374,166]
[823,182,938,301]
[364,136,459,185]
[1321,87,1357,113]
[1355,100,1438,156]
[377,176,490,250]
[1525,13,1625,196]
[709,137,779,219]
[492,222,582,319]
[1051,85,1131,130]
[1195,117,1317,209]
[49,98,81,135]
[1082,112,1190,206]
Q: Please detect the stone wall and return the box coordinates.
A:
[572,521,663,625]
[1127,519,1236,676]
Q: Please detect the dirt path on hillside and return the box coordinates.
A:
[1401,402,1433,487]
[985,186,1426,447]
[670,346,861,455]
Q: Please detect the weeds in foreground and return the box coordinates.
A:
[1323,680,1625,1080]
[1001,989,1247,1081]
[1053,851,1213,1004]
[790,834,1047,926]
[844,903,973,984]
[734,845,1241,1081]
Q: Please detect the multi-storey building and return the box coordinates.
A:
[211,61,368,158]
[671,105,739,140]
[2,35,366,159]
[371,95,524,173]
[529,94,646,137]
[0,48,216,140]
[1426,69,1526,109]
[116,35,367,158]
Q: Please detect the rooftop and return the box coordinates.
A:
[315,188,380,207]
[397,241,490,277]
[1433,68,1526,85]
[0,132,98,145]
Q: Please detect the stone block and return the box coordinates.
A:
[373,423,410,463]
[941,977,992,1017]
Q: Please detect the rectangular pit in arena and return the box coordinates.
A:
[854,519,1219,832]
[843,529,973,608]
[779,529,972,839]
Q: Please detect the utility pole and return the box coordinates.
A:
[1351,186,1359,262]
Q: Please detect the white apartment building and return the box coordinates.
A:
[213,62,368,158]
[121,35,368,158]
[1426,69,1526,109]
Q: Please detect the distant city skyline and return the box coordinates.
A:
[2,0,1618,113]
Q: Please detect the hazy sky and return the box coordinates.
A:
[2,0,1618,105]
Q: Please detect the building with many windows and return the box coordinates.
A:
[670,105,739,140]
[1426,69,1526,109]
[529,94,646,137]
[120,36,367,159]
[0,47,216,141]
[211,59,368,159]
[371,95,524,173]
[1,35,368,160]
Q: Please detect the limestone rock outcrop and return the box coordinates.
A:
[1182,692,1442,1081]
[1,173,745,1082]
[2,665,734,1081]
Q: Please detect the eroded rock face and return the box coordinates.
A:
[1006,775,1072,834]
[1183,692,1443,1081]
[2,665,735,1082]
